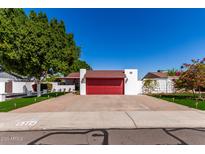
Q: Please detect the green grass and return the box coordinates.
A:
[0,92,66,112]
[151,93,205,110]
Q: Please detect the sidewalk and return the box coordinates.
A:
[0,111,205,131]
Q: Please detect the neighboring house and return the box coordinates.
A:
[0,68,34,94]
[0,66,76,95]
[58,72,80,87]
[53,72,79,92]
[64,69,142,95]
[0,71,25,82]
[142,71,177,93]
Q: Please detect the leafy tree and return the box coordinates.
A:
[0,9,91,96]
[167,68,181,76]
[0,9,28,75]
[69,60,92,73]
[44,74,63,82]
[174,58,205,98]
[143,79,158,94]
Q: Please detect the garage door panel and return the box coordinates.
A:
[86,78,124,95]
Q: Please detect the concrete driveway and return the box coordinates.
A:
[11,94,192,113]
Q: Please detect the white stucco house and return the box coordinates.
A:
[0,67,34,96]
[142,71,177,94]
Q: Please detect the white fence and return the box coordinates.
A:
[0,82,5,94]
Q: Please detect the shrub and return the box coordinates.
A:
[47,83,53,92]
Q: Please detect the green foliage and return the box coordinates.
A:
[44,74,61,82]
[143,79,158,94]
[152,93,205,110]
[167,68,177,76]
[47,83,53,91]
[69,60,92,73]
[174,58,205,98]
[0,8,91,79]
[0,9,28,75]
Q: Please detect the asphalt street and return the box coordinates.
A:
[1,128,205,145]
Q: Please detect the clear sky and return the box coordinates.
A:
[24,9,205,78]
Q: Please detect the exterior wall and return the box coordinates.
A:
[0,94,6,102]
[136,81,143,94]
[12,81,25,93]
[2,81,76,94]
[0,82,5,94]
[80,69,86,95]
[167,77,177,93]
[25,82,35,92]
[0,78,13,82]
[12,81,34,93]
[124,69,141,95]
[51,82,75,92]
[143,78,175,94]
[12,81,75,94]
[156,79,167,93]
[156,78,175,93]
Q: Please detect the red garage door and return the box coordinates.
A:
[86,78,124,95]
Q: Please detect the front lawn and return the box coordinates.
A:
[0,92,66,112]
[151,93,205,110]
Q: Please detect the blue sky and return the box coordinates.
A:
[24,9,205,78]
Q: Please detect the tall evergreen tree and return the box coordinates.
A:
[0,9,91,96]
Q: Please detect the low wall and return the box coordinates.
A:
[12,81,34,94]
[1,81,75,95]
[51,82,75,92]
[13,82,75,93]
[0,94,6,102]
[0,82,5,94]
[136,81,143,94]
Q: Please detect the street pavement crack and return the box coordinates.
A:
[162,129,188,145]
[168,128,205,132]
[125,112,137,128]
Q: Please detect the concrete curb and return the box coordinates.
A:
[0,111,205,131]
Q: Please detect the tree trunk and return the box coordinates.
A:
[192,89,196,98]
[37,80,41,97]
[198,87,202,99]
